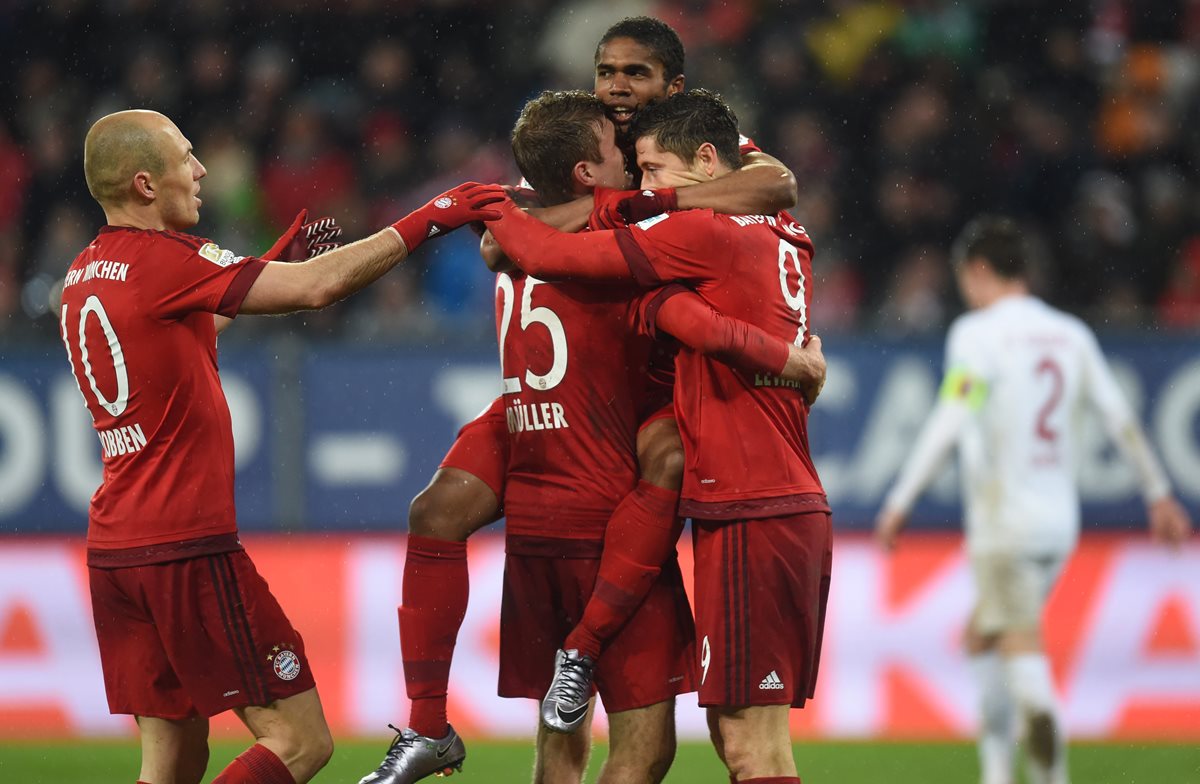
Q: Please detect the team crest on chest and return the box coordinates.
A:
[266,643,302,681]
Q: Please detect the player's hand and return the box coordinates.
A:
[617,187,678,224]
[875,508,907,552]
[392,182,507,253]
[263,209,343,261]
[781,334,826,407]
[503,184,542,209]
[589,186,631,230]
[1148,496,1192,550]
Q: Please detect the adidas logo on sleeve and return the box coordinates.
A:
[758,670,785,690]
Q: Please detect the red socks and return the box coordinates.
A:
[564,481,681,659]
[211,744,295,783]
[739,778,802,784]
[398,535,469,738]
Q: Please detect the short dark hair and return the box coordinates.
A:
[511,90,608,206]
[596,16,685,81]
[630,89,742,170]
[951,215,1029,279]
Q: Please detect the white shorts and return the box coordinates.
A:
[968,551,1066,635]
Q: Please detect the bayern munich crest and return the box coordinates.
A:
[434,196,453,208]
[268,644,302,681]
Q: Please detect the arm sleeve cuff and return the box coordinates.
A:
[216,258,268,317]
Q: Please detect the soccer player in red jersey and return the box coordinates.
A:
[482,90,830,784]
[61,109,502,784]
[366,16,811,784]
[496,90,823,784]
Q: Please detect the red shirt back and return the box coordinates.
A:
[496,271,655,540]
[59,226,265,551]
[618,209,828,519]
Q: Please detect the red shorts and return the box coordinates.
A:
[439,396,509,500]
[498,539,696,713]
[692,512,832,708]
[89,550,316,718]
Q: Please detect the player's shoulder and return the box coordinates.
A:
[738,133,762,155]
[1039,299,1090,333]
[157,228,209,251]
[946,307,995,350]
[628,208,719,237]
[1017,296,1094,342]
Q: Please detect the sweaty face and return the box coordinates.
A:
[594,38,681,133]
[153,120,207,230]
[589,118,632,190]
[635,135,708,190]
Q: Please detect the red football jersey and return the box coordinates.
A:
[618,210,827,519]
[59,226,266,550]
[496,271,655,540]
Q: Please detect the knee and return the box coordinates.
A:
[408,489,455,539]
[305,726,335,773]
[604,742,675,784]
[718,732,789,780]
[178,741,210,784]
[637,440,685,491]
[277,723,334,781]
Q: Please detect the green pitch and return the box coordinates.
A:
[0,739,1196,783]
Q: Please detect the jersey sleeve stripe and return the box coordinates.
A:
[614,229,661,288]
[640,284,690,340]
[216,258,268,317]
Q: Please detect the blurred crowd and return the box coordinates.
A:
[3,0,1200,345]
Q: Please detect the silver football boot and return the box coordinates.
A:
[357,724,466,784]
[540,648,596,733]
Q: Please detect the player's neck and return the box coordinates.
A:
[980,281,1029,308]
[103,203,169,232]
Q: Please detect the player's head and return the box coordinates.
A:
[630,89,742,190]
[84,109,206,230]
[951,215,1030,308]
[594,17,686,133]
[511,90,630,207]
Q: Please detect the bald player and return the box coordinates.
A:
[60,109,503,784]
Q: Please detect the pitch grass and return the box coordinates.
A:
[1,739,1197,783]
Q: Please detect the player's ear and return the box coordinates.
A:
[132,170,156,202]
[667,75,685,96]
[573,159,595,189]
[696,143,719,178]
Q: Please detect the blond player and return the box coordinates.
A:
[875,216,1191,784]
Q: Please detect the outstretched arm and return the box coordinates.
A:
[217,210,345,332]
[241,183,504,314]
[481,195,594,273]
[675,150,798,215]
[484,198,634,282]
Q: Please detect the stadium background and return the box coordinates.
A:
[1,0,1198,777]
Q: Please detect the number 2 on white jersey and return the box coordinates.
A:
[60,295,129,419]
[496,274,568,394]
[1035,356,1064,443]
[777,238,808,345]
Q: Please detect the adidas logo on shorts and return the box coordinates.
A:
[759,670,785,690]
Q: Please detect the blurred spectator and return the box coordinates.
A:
[2,1,1198,344]
[875,243,951,335]
[1157,238,1200,328]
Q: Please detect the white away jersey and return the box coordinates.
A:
[888,295,1169,555]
